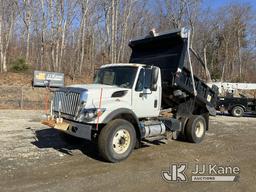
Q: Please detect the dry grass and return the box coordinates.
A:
[0,71,93,109]
[0,71,93,87]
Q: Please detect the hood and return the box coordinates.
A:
[67,84,130,106]
[68,84,123,91]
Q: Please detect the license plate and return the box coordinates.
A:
[54,122,70,131]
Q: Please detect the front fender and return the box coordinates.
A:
[86,100,133,124]
[101,107,144,139]
[102,108,139,124]
[81,99,144,139]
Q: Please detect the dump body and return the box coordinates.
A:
[129,29,218,110]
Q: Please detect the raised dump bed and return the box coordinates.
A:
[129,29,218,114]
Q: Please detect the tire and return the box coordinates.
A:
[59,132,84,145]
[98,119,136,163]
[231,106,244,117]
[185,115,206,143]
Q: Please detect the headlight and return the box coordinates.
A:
[76,108,106,122]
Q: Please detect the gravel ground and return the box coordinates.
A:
[0,110,255,192]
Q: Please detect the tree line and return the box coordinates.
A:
[0,0,255,82]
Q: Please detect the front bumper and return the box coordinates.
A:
[42,118,92,140]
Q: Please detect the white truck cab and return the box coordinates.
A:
[92,63,161,120]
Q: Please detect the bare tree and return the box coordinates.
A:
[0,0,255,84]
[16,0,33,64]
[79,0,89,74]
[0,0,16,72]
[0,0,4,72]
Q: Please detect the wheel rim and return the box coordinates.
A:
[195,121,204,138]
[112,129,131,154]
[234,108,242,116]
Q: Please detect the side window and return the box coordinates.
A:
[135,68,152,91]
[135,69,144,91]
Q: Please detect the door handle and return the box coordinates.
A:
[154,100,157,108]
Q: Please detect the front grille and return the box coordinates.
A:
[53,90,81,116]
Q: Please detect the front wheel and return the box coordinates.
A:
[98,119,136,162]
[185,115,206,143]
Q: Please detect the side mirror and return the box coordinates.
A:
[144,88,151,94]
[151,67,159,91]
[93,69,99,81]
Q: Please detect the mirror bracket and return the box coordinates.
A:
[150,67,159,91]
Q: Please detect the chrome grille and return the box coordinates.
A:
[53,90,81,116]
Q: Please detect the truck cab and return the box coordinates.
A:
[94,64,161,118]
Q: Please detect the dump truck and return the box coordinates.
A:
[42,28,219,162]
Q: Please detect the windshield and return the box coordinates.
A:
[94,66,138,88]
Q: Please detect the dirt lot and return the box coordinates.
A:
[0,110,255,192]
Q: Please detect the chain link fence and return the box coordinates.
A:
[0,86,53,110]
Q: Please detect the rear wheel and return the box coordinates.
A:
[98,119,136,162]
[185,115,206,143]
[231,106,244,117]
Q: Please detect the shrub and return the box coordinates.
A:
[10,58,29,72]
[211,67,222,80]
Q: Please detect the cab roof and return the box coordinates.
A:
[100,63,146,68]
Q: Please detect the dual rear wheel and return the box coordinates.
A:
[185,115,206,143]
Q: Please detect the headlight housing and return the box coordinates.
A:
[76,108,106,122]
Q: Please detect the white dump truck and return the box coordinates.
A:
[42,29,218,162]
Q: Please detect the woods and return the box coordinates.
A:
[0,0,255,82]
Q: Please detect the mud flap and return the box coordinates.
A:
[206,105,217,116]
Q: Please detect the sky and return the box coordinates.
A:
[147,0,256,25]
[202,0,256,10]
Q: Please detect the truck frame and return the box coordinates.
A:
[42,29,218,162]
[210,82,256,117]
[217,96,256,117]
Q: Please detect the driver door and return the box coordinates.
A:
[132,67,161,118]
